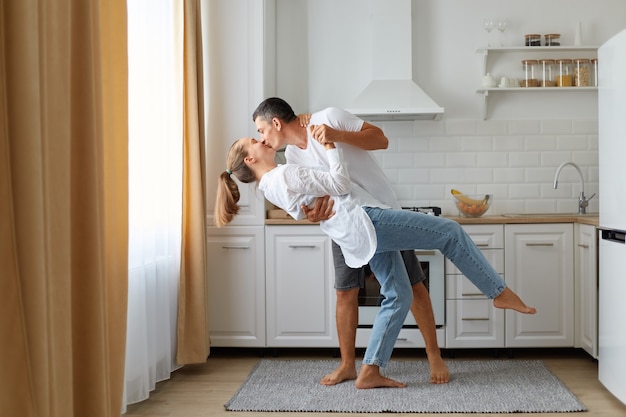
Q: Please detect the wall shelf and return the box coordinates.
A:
[476,46,598,119]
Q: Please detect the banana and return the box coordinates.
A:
[450,189,490,206]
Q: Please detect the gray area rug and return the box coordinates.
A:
[225,359,587,413]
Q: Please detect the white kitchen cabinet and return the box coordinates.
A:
[265,225,337,347]
[206,226,265,347]
[575,223,598,358]
[446,225,505,348]
[504,224,574,347]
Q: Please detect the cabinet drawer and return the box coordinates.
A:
[446,248,503,276]
[446,299,504,348]
[446,271,504,299]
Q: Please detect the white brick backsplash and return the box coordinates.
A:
[540,119,572,134]
[379,121,414,137]
[462,136,493,151]
[525,136,557,151]
[446,152,477,168]
[493,136,524,151]
[412,120,446,136]
[445,119,478,135]
[477,152,508,168]
[414,152,445,168]
[572,119,599,134]
[541,151,572,167]
[509,152,541,168]
[493,168,525,183]
[477,120,507,135]
[429,136,462,152]
[557,135,590,150]
[509,183,541,199]
[382,153,413,168]
[398,169,430,183]
[378,118,598,216]
[508,120,541,135]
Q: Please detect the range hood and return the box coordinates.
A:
[346,0,444,121]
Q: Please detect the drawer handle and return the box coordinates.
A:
[222,245,250,249]
[461,292,483,296]
[462,317,490,321]
[414,250,437,256]
[396,337,408,341]
[525,243,554,247]
[475,243,490,247]
[288,245,317,249]
[578,243,589,248]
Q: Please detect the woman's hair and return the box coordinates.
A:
[252,97,297,124]
[214,139,258,227]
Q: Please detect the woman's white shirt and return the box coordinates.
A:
[259,148,379,268]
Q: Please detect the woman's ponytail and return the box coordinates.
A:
[214,139,258,227]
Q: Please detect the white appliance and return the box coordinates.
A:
[598,27,626,405]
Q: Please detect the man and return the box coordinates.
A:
[253,97,449,387]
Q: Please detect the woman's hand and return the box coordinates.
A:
[308,123,337,145]
[297,113,311,127]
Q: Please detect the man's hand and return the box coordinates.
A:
[302,195,335,222]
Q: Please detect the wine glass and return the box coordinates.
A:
[496,19,508,47]
[483,18,495,47]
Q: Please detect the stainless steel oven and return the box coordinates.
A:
[357,249,445,328]
[357,207,445,329]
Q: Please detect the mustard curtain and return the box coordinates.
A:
[0,1,128,416]
[177,0,209,364]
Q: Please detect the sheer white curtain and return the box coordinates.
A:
[124,0,184,410]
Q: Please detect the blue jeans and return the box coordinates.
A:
[361,207,506,368]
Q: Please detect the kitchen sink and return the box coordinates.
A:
[502,212,599,218]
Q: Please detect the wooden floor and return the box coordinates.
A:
[125,347,626,417]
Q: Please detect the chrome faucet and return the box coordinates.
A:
[553,162,596,214]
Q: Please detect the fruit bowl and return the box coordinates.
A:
[451,192,492,218]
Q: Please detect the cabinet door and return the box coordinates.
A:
[576,223,598,358]
[206,226,265,347]
[505,224,574,347]
[446,224,505,348]
[265,226,337,347]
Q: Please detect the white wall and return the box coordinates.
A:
[265,0,626,215]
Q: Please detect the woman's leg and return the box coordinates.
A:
[364,207,504,298]
[360,251,412,373]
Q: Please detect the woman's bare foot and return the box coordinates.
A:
[493,287,537,314]
[355,364,407,389]
[320,364,357,386]
[427,351,450,384]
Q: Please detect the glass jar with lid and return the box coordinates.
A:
[556,59,573,87]
[591,58,598,87]
[573,58,591,87]
[524,34,541,46]
[521,60,539,87]
[539,59,556,87]
[544,33,561,46]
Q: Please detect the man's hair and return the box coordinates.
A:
[252,97,297,124]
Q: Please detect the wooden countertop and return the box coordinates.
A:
[265,209,599,226]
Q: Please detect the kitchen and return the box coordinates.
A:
[195,0,626,414]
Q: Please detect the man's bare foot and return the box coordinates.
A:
[493,287,537,314]
[427,352,450,384]
[355,364,406,389]
[320,364,357,386]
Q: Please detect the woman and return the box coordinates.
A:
[215,134,536,389]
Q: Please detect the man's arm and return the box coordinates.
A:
[309,122,388,151]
